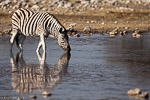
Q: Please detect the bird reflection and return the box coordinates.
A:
[10,51,71,93]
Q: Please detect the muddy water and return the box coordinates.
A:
[0,33,150,100]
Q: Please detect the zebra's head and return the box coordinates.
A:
[58,28,71,52]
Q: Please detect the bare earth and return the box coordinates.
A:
[0,7,150,35]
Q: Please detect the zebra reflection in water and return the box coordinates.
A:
[10,52,71,93]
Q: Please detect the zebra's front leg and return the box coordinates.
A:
[36,41,42,53]
[40,34,46,53]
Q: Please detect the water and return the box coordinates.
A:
[0,33,150,100]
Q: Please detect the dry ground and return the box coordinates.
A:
[0,7,150,35]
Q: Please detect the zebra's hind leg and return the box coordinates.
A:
[17,34,26,51]
[40,34,46,53]
[10,29,18,51]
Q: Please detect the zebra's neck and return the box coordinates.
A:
[44,15,65,39]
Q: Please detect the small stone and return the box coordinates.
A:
[90,0,99,3]
[114,21,118,24]
[123,31,127,35]
[101,22,105,25]
[69,23,77,28]
[13,0,18,3]
[31,5,40,11]
[127,88,141,95]
[42,7,48,11]
[109,31,115,35]
[120,31,123,35]
[138,92,149,98]
[64,2,74,8]
[132,32,137,37]
[109,34,115,38]
[57,1,64,8]
[74,33,80,38]
[125,27,129,30]
[8,10,12,14]
[1,95,9,99]
[41,1,46,4]
[132,31,141,38]
[109,28,118,35]
[42,91,51,98]
[83,26,91,33]
[91,20,97,23]
[81,0,90,4]
[5,0,11,5]
[49,34,55,38]
[135,34,141,38]
[32,0,40,4]
[30,95,37,99]
[87,21,90,23]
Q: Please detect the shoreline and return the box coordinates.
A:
[0,7,150,36]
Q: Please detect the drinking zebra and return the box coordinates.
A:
[10,8,71,53]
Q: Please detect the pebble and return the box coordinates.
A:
[81,0,90,4]
[109,28,118,35]
[42,7,48,11]
[127,88,149,99]
[74,33,80,38]
[29,95,37,99]
[132,31,142,38]
[135,34,141,38]
[127,88,141,95]
[64,2,74,8]
[83,26,91,33]
[1,95,9,99]
[57,1,64,8]
[101,22,105,25]
[123,31,127,35]
[119,31,123,35]
[114,21,118,24]
[32,0,40,4]
[109,34,115,38]
[42,91,51,98]
[90,0,99,3]
[31,5,40,11]
[125,27,129,30]
[5,0,11,5]
[138,92,149,98]
[69,23,77,28]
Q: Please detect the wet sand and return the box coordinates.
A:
[0,33,150,100]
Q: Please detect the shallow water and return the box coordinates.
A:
[0,33,150,100]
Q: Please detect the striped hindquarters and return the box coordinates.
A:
[12,8,64,36]
[12,8,35,32]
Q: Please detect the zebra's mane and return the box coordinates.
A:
[47,13,66,32]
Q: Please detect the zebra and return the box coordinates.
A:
[10,8,71,53]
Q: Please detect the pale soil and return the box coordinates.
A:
[0,7,150,35]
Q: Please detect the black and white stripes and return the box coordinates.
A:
[10,8,71,53]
